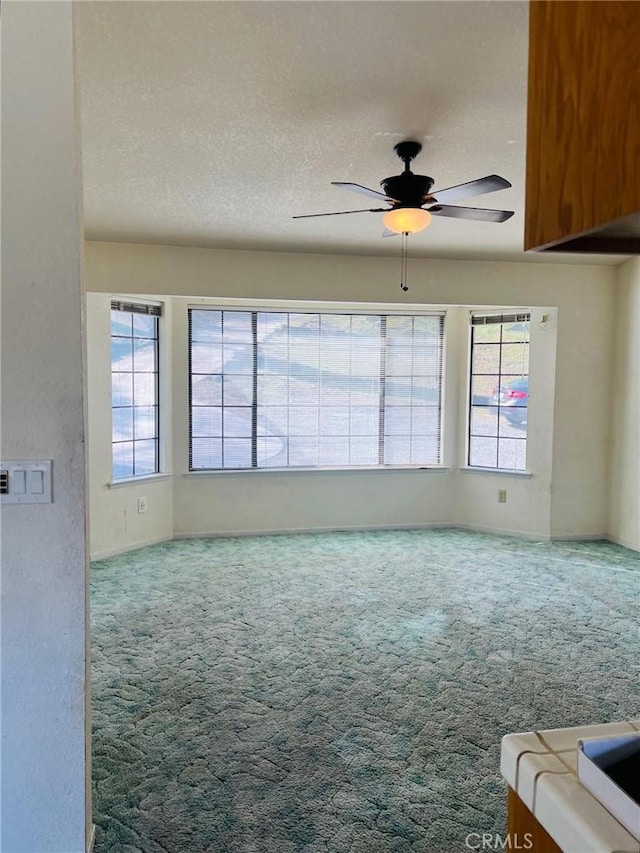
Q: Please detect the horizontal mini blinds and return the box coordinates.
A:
[111,302,160,479]
[189,309,444,470]
[110,300,162,317]
[468,312,530,471]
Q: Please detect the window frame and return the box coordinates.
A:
[466,311,530,472]
[110,300,161,481]
[188,306,446,472]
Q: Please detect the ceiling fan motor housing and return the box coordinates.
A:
[381,173,434,208]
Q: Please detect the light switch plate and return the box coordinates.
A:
[0,460,53,504]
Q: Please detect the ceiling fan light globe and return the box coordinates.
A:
[382,207,432,234]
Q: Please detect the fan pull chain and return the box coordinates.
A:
[400,231,409,292]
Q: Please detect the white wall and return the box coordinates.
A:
[608,258,640,550]
[84,240,617,548]
[1,3,90,851]
[86,294,173,559]
[453,307,558,538]
[550,282,616,538]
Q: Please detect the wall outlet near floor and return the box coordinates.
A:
[138,496,147,514]
[498,489,507,503]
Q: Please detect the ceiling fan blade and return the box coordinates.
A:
[427,175,512,205]
[382,228,400,238]
[428,204,514,222]
[292,208,386,219]
[332,182,398,203]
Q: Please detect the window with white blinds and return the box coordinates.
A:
[189,309,445,470]
[468,312,530,471]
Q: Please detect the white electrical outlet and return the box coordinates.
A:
[138,496,147,514]
[498,489,507,503]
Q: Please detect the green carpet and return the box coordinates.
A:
[91,529,640,852]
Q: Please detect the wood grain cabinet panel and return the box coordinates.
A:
[507,788,563,853]
[525,0,640,253]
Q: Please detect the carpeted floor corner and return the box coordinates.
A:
[91,529,640,853]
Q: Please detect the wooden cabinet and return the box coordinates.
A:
[525,1,640,254]
[507,788,562,853]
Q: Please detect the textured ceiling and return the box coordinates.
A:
[75,1,621,264]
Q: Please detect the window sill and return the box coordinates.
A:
[460,466,532,478]
[184,465,450,476]
[108,473,172,488]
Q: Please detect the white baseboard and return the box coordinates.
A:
[452,522,550,541]
[603,532,640,552]
[549,532,609,542]
[91,534,172,561]
[92,525,640,556]
[87,824,96,853]
[173,522,452,540]
[456,524,631,547]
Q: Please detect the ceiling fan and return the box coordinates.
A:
[293,140,514,235]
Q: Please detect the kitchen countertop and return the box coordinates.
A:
[501,720,640,853]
